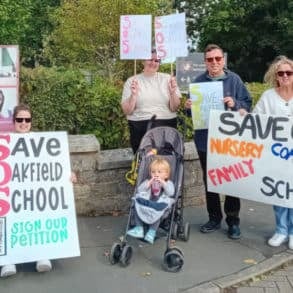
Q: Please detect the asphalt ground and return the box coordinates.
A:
[1,200,291,293]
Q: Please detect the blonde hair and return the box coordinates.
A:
[264,56,293,88]
[149,157,171,179]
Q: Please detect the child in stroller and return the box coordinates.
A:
[110,126,190,272]
[127,157,175,244]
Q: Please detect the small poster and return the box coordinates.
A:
[154,13,188,61]
[0,45,19,132]
[189,81,224,130]
[120,15,152,60]
[0,132,80,265]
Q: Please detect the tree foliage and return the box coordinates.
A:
[175,0,293,81]
[0,0,60,66]
[44,0,172,81]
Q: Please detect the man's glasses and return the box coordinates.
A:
[148,59,161,63]
[15,117,32,123]
[277,71,293,77]
[206,56,223,63]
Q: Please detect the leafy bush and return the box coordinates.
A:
[246,82,270,108]
[20,66,129,149]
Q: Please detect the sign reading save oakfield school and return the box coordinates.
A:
[207,110,293,208]
[0,132,80,265]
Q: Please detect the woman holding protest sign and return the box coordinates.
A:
[253,56,293,249]
[121,48,181,153]
[1,104,77,277]
[1,104,53,277]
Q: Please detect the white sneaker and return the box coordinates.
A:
[268,233,288,247]
[1,264,17,277]
[36,259,52,272]
[289,236,293,250]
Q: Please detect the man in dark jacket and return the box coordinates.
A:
[186,44,252,239]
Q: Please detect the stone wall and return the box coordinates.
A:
[68,135,205,216]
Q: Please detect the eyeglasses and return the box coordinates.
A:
[206,56,223,63]
[15,117,32,123]
[277,71,293,77]
[148,59,161,63]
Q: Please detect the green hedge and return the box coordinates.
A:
[20,66,129,149]
[20,66,270,150]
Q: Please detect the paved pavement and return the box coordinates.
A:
[1,200,293,293]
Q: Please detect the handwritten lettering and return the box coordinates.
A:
[121,16,131,54]
[11,187,68,212]
[154,17,167,59]
[219,112,289,141]
[11,137,61,157]
[210,138,264,158]
[208,159,254,186]
[261,176,293,200]
[0,134,11,216]
[271,143,293,160]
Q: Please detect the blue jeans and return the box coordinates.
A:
[274,206,293,236]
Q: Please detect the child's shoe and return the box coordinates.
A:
[144,229,156,244]
[127,226,144,238]
[36,259,52,272]
[268,233,288,247]
[1,264,17,277]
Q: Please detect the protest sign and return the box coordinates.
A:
[154,13,188,61]
[0,132,80,265]
[207,110,293,208]
[0,45,19,132]
[120,15,152,60]
[189,81,224,129]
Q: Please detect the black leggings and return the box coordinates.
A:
[128,117,177,153]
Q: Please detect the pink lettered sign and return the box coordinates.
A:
[120,15,152,60]
[155,13,188,61]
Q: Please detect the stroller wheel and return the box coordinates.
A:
[163,248,184,272]
[171,222,178,240]
[120,244,133,267]
[182,222,190,242]
[109,242,122,265]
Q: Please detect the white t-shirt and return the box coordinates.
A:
[121,72,181,121]
[253,88,293,116]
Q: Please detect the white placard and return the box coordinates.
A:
[120,15,152,60]
[207,110,293,208]
[190,81,224,129]
[0,132,80,265]
[154,13,188,61]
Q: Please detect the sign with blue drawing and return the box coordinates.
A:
[189,81,224,129]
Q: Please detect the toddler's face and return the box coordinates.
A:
[151,166,169,181]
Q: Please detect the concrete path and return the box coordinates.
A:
[1,200,292,293]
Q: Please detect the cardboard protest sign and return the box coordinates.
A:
[189,82,224,129]
[0,45,19,132]
[154,13,188,61]
[0,132,80,265]
[207,110,293,208]
[120,15,152,60]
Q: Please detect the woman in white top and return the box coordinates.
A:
[121,49,181,153]
[253,56,293,249]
